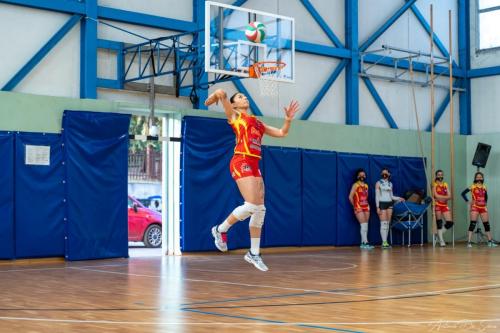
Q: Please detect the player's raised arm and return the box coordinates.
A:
[264,100,299,137]
[205,89,236,122]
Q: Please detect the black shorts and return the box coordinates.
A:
[379,201,394,210]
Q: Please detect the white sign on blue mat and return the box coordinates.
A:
[25,145,50,166]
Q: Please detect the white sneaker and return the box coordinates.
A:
[439,240,446,247]
[467,242,473,248]
[244,251,268,271]
[211,226,228,252]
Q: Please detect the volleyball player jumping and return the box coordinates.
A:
[204,89,299,271]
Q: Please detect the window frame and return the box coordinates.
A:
[477,0,500,52]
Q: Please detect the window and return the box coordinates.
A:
[478,0,500,50]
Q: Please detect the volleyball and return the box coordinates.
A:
[245,21,266,43]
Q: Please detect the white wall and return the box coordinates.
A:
[358,0,459,130]
[468,0,500,134]
[0,0,460,132]
[0,4,80,98]
[469,0,500,69]
[471,76,500,133]
[359,0,458,62]
[358,65,459,133]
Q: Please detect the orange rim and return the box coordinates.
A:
[249,61,287,78]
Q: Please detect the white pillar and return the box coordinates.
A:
[166,113,182,256]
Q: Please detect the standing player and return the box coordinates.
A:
[462,172,497,248]
[433,170,454,247]
[375,168,404,249]
[205,89,299,271]
[349,169,374,249]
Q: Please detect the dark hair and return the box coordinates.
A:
[354,168,366,182]
[435,169,444,176]
[229,92,239,103]
[474,171,484,181]
[381,167,390,174]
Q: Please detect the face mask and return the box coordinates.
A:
[475,179,484,184]
[436,177,443,181]
[358,176,365,182]
[382,174,389,179]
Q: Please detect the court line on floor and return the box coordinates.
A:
[71,266,496,305]
[1,282,495,314]
[8,261,485,307]
[450,294,500,298]
[1,315,499,329]
[183,308,365,333]
[326,273,489,292]
[0,253,355,273]
[4,257,489,307]
[185,284,500,310]
[182,273,488,306]
[182,291,321,306]
[0,314,365,332]
[4,282,496,312]
[69,267,374,298]
[0,307,159,312]
[185,263,357,273]
[180,254,355,261]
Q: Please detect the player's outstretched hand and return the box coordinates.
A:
[204,93,219,106]
[284,100,299,120]
[205,89,227,106]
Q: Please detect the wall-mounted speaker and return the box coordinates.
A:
[472,143,491,168]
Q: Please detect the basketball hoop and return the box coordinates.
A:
[249,61,286,97]
[249,61,286,78]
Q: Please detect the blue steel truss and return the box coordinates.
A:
[0,0,482,134]
[2,14,81,91]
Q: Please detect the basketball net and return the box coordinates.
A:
[249,61,286,97]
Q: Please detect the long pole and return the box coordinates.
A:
[409,60,433,207]
[448,10,455,247]
[430,5,437,237]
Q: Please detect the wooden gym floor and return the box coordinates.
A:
[1,245,499,333]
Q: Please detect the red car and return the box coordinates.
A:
[128,196,162,248]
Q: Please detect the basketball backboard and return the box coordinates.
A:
[204,1,295,83]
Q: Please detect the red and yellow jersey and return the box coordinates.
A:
[353,182,369,209]
[433,181,449,206]
[229,112,265,159]
[470,183,487,207]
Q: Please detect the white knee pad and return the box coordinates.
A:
[232,202,259,221]
[249,205,266,228]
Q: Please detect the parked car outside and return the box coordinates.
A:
[128,195,162,248]
[148,195,162,212]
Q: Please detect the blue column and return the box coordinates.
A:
[80,0,98,99]
[345,0,359,125]
[193,0,208,109]
[458,0,471,134]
